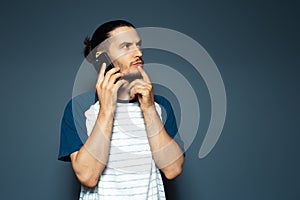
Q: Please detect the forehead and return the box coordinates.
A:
[108,26,141,44]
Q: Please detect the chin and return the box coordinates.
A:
[121,70,142,83]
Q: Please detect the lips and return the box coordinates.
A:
[131,59,144,67]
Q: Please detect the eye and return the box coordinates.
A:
[122,43,130,49]
[136,41,142,48]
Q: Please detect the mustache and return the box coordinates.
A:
[130,58,144,66]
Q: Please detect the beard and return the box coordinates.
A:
[116,68,143,100]
[120,70,143,83]
[114,58,144,83]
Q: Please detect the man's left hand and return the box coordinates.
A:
[129,66,155,111]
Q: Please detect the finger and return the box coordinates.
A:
[106,66,121,76]
[107,72,124,87]
[130,87,148,98]
[129,81,151,94]
[137,66,151,83]
[114,79,128,91]
[128,79,146,88]
[102,67,121,86]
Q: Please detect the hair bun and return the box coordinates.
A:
[83,36,95,64]
[83,36,92,57]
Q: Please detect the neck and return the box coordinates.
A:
[117,85,133,101]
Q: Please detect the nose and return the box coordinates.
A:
[133,45,142,57]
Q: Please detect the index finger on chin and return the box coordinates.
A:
[137,66,151,83]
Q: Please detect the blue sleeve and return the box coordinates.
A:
[58,100,84,161]
[154,95,185,152]
[58,91,97,162]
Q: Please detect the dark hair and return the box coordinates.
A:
[84,20,135,63]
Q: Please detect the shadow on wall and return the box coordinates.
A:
[57,163,81,199]
[163,175,180,199]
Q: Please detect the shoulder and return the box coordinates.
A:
[154,95,175,123]
[64,90,97,114]
[154,95,174,117]
[61,90,98,133]
[59,91,97,161]
[70,90,97,107]
[154,95,172,109]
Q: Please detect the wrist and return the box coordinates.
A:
[140,104,156,114]
[142,105,164,138]
[97,108,114,121]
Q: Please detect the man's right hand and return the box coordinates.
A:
[70,63,127,188]
[95,63,127,116]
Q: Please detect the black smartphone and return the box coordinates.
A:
[95,52,115,75]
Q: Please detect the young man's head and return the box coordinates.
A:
[84,20,143,80]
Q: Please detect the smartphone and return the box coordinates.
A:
[95,52,115,75]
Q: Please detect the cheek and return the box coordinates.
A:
[117,56,130,66]
[110,49,128,60]
[113,58,127,71]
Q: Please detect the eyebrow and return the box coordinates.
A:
[119,40,142,47]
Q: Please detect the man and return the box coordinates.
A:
[58,20,184,199]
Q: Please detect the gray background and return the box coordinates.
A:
[0,0,299,199]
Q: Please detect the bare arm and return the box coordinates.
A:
[130,67,184,179]
[70,65,126,187]
[143,106,184,179]
[70,112,112,187]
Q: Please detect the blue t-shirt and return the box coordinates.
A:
[58,90,183,161]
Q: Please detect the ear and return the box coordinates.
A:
[95,51,103,58]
